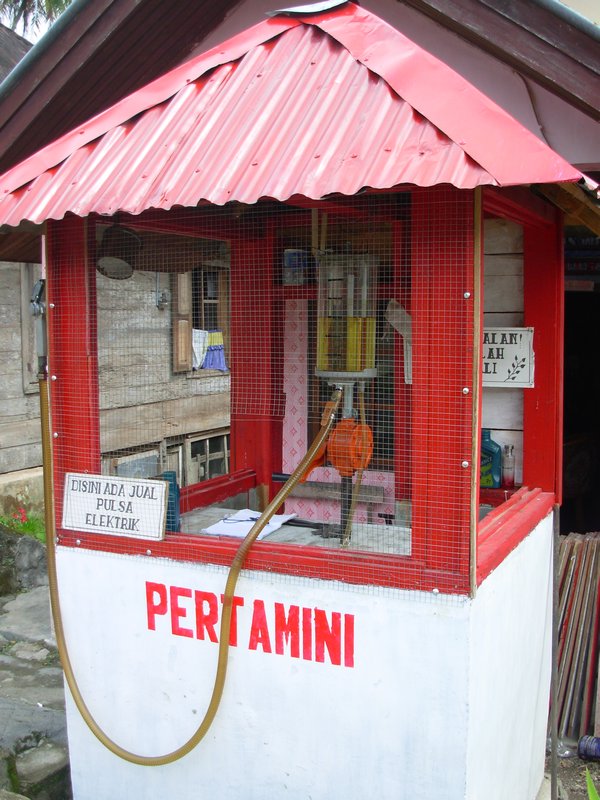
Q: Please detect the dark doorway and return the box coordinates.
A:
[562,289,600,533]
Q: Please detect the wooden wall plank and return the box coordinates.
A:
[483,218,523,255]
[0,443,42,473]
[483,254,523,277]
[99,393,230,452]
[481,388,523,430]
[0,418,41,448]
[483,275,524,313]
[481,218,525,484]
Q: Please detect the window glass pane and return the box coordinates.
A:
[204,271,218,300]
[208,435,225,455]
[204,303,218,331]
[190,439,208,460]
[191,268,203,328]
[208,457,226,477]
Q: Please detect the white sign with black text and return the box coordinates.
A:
[482,327,534,388]
[62,473,168,539]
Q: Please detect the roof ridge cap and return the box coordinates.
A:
[300,4,580,184]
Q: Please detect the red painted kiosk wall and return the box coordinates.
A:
[45,186,561,596]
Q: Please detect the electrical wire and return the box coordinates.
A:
[42,374,342,766]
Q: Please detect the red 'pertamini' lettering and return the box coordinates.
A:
[274,603,300,658]
[170,585,193,638]
[220,594,244,646]
[144,581,355,668]
[344,613,354,668]
[249,599,272,653]
[302,607,312,661]
[194,591,219,643]
[315,608,342,665]
[146,582,167,630]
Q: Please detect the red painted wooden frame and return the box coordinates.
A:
[477,487,554,583]
[180,470,257,514]
[475,187,564,585]
[410,188,474,579]
[46,186,562,596]
[482,186,564,501]
[46,216,101,526]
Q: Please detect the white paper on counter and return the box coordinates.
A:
[202,508,297,539]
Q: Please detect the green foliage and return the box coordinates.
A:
[587,768,600,800]
[6,752,19,793]
[0,507,45,543]
[0,0,72,34]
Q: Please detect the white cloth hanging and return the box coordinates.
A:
[192,329,209,370]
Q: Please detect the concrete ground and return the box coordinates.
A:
[0,586,70,799]
[552,756,600,800]
[537,773,553,800]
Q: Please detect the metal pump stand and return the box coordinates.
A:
[317,377,374,541]
[339,381,357,539]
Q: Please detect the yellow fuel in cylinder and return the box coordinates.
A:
[316,255,377,380]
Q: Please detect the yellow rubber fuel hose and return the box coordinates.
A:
[42,376,342,767]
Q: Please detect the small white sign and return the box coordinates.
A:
[482,327,534,387]
[62,473,168,540]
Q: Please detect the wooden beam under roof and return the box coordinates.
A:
[535,182,600,237]
[0,231,41,263]
[400,0,600,121]
[0,0,243,175]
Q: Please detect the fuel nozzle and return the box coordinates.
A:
[30,278,47,376]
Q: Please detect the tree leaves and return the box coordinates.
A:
[587,767,600,800]
[0,0,72,34]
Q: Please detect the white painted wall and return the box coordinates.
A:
[56,514,552,800]
[466,514,553,800]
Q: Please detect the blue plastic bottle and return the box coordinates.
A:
[480,429,501,488]
[578,735,600,760]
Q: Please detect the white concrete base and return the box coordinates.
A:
[56,512,553,800]
[467,513,553,800]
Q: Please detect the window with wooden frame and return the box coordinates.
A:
[187,430,230,484]
[171,256,230,374]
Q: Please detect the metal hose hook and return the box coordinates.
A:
[42,379,342,766]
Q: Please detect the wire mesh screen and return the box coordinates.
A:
[47,188,475,593]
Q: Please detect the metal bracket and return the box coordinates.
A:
[30,278,47,371]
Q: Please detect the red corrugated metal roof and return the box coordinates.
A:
[0,2,581,227]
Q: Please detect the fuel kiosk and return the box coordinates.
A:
[0,3,582,798]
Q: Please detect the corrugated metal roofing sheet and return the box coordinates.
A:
[0,3,581,227]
